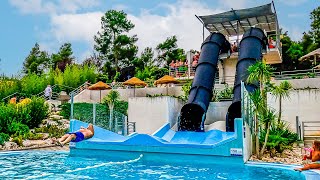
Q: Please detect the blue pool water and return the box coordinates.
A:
[0,151,305,179]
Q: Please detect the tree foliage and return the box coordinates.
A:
[310,6,320,47]
[156,36,186,66]
[23,43,50,75]
[51,43,74,72]
[94,10,138,78]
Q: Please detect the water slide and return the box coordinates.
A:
[226,28,267,132]
[178,33,230,131]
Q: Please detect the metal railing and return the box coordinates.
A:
[300,121,320,141]
[69,82,92,96]
[127,122,136,135]
[273,68,320,80]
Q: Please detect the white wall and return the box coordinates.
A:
[267,89,320,134]
[128,97,184,134]
[74,86,184,103]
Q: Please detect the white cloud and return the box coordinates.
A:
[42,0,225,55]
[128,0,224,53]
[50,12,103,44]
[9,0,100,15]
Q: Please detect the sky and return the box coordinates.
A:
[0,0,319,76]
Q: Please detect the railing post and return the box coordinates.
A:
[70,92,74,119]
[93,103,96,125]
[296,116,300,140]
[123,116,128,136]
[301,122,305,141]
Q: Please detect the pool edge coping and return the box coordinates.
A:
[246,161,320,180]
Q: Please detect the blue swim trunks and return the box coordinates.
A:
[68,131,85,142]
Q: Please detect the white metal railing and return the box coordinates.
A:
[273,68,320,80]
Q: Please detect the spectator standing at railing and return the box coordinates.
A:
[44,85,52,100]
[268,37,276,48]
[169,60,175,71]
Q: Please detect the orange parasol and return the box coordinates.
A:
[154,75,179,95]
[88,81,111,102]
[123,77,147,97]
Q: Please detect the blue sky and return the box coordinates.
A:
[0,0,319,76]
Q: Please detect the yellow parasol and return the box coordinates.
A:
[88,81,111,103]
[154,75,179,95]
[123,77,147,97]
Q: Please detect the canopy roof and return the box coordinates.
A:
[299,48,320,61]
[198,3,278,36]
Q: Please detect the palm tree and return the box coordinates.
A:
[259,109,276,156]
[271,81,292,124]
[104,90,120,131]
[249,89,265,159]
[247,61,273,159]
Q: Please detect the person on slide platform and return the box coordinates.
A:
[294,140,320,171]
[57,124,94,146]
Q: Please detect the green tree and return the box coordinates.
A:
[156,36,186,66]
[51,43,74,72]
[271,81,292,124]
[133,47,154,70]
[23,43,50,75]
[286,42,304,62]
[310,6,320,47]
[103,90,120,131]
[94,10,137,77]
[247,61,273,159]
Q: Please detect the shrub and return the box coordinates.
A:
[23,132,44,140]
[259,122,299,153]
[0,103,16,134]
[216,84,233,100]
[12,135,23,146]
[34,125,67,138]
[0,133,10,145]
[23,97,49,128]
[8,122,30,136]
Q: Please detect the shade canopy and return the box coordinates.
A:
[88,81,111,90]
[123,77,147,87]
[198,3,277,36]
[154,75,179,85]
[299,48,320,61]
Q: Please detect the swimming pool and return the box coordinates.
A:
[0,151,311,179]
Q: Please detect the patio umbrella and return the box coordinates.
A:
[154,75,179,95]
[88,81,111,103]
[123,77,147,97]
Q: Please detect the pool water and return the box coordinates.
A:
[0,151,305,180]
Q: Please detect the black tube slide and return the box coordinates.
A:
[178,33,230,131]
[226,28,267,132]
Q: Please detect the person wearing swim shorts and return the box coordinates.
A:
[57,123,94,146]
[294,140,320,171]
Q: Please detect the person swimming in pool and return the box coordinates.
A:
[57,124,94,146]
[294,140,320,171]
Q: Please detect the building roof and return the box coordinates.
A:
[299,48,320,61]
[198,3,278,36]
